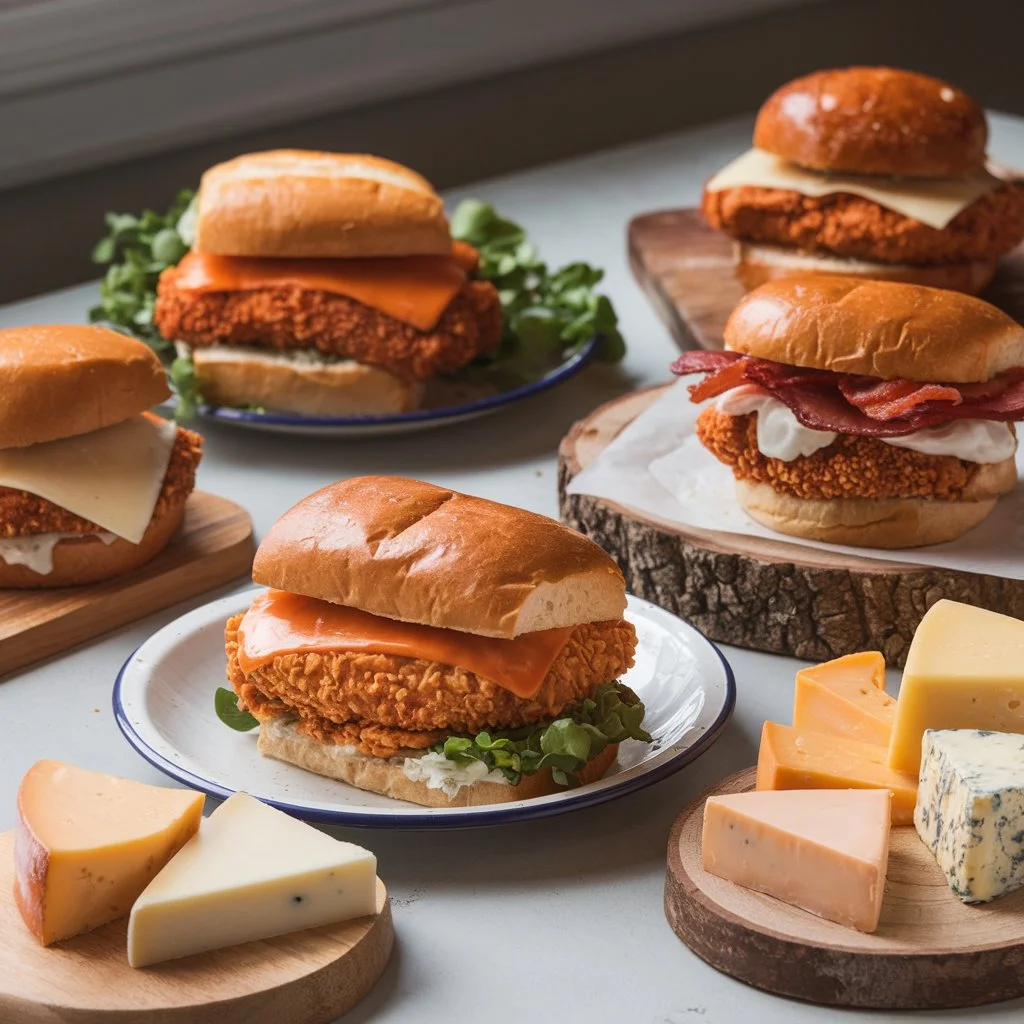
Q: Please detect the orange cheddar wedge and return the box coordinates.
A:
[757,721,917,824]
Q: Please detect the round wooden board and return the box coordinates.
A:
[665,769,1024,1009]
[558,385,1024,667]
[0,831,394,1024]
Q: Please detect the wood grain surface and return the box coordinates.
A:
[0,830,394,1024]
[557,386,1024,666]
[0,491,254,677]
[664,768,1024,1009]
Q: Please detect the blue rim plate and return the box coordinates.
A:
[195,337,600,437]
[113,591,735,829]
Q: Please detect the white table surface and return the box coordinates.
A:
[4,112,1024,1023]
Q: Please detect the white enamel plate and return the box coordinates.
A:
[114,592,735,828]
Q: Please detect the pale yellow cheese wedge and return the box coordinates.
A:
[14,760,204,945]
[888,600,1024,774]
[793,651,895,747]
[702,788,892,932]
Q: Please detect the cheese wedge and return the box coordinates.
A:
[128,792,377,968]
[14,760,203,945]
[888,601,1024,774]
[793,652,896,747]
[702,789,891,932]
[757,721,917,824]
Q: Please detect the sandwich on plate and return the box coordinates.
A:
[153,151,503,416]
[702,66,1024,294]
[0,325,202,587]
[672,275,1024,549]
[223,476,649,806]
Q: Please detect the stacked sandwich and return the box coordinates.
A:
[154,151,502,415]
[223,476,649,806]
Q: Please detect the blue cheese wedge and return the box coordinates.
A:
[127,792,377,967]
[915,729,1024,903]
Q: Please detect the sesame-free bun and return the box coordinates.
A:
[753,67,987,178]
[253,476,628,638]
[0,325,170,449]
[192,347,423,416]
[734,242,997,296]
[724,275,1024,383]
[193,150,451,259]
[0,497,186,589]
[737,461,1015,549]
[257,716,618,807]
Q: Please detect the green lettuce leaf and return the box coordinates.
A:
[214,687,260,732]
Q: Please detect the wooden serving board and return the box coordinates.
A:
[665,768,1024,1009]
[628,207,1024,350]
[0,831,394,1023]
[0,491,254,677]
[557,386,1024,667]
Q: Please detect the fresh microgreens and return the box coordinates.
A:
[214,687,260,732]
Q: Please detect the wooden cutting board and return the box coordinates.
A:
[0,491,254,677]
[628,208,1024,349]
[0,831,393,1024]
[665,768,1024,1009]
[557,386,1024,667]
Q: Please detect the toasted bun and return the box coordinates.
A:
[252,476,627,638]
[193,150,451,259]
[0,325,170,449]
[724,275,1024,382]
[0,498,186,589]
[737,461,1016,548]
[735,242,997,296]
[257,716,619,807]
[192,347,422,416]
[753,67,987,177]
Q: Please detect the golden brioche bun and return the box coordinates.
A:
[252,476,627,638]
[753,67,987,178]
[193,150,451,259]
[724,275,1024,382]
[0,497,187,589]
[0,325,170,449]
[257,716,619,807]
[192,347,422,416]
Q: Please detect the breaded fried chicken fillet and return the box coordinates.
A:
[225,616,637,757]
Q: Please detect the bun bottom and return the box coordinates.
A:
[193,346,423,416]
[0,499,187,588]
[735,242,998,296]
[736,476,1013,549]
[257,717,619,808]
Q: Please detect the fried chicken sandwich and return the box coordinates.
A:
[0,325,202,586]
[224,476,648,807]
[154,150,502,415]
[672,276,1024,548]
[702,67,1024,295]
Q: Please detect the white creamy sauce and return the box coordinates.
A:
[402,751,510,798]
[715,386,1016,464]
[0,532,118,575]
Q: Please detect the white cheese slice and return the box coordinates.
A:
[0,415,175,544]
[127,792,378,968]
[705,148,1002,230]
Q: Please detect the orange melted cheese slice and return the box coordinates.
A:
[237,590,574,700]
[173,251,466,331]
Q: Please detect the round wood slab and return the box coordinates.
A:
[665,769,1024,1009]
[0,831,394,1024]
[558,385,1024,667]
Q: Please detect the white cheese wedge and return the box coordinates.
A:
[705,148,1001,230]
[127,792,377,968]
[0,414,175,543]
[915,729,1024,903]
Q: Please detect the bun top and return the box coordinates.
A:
[724,276,1024,383]
[252,476,628,638]
[0,325,170,449]
[753,67,987,177]
[193,150,451,259]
